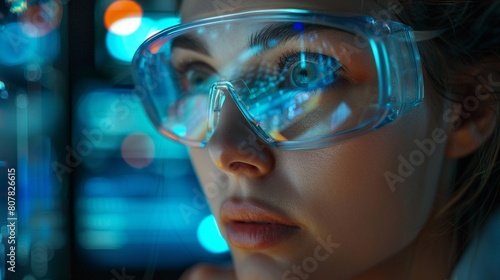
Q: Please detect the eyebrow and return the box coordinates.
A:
[170,23,329,56]
[249,23,330,53]
[171,34,210,55]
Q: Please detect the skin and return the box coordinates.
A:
[177,1,497,279]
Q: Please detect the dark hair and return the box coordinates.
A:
[393,0,500,258]
[176,0,183,12]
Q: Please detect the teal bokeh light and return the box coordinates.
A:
[0,23,38,66]
[197,215,229,254]
[106,17,155,62]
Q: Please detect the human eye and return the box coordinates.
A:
[174,62,218,95]
[278,51,344,92]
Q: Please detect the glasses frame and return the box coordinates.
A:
[132,9,425,150]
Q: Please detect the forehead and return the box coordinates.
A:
[180,0,385,22]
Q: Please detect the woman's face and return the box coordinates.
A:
[182,1,449,279]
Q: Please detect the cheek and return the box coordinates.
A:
[281,104,445,275]
[188,148,228,214]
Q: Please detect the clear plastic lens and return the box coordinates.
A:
[167,93,208,140]
[133,11,423,149]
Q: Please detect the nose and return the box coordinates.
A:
[206,82,275,178]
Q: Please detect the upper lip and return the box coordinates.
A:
[220,198,300,227]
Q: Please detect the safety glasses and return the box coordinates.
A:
[132,9,424,150]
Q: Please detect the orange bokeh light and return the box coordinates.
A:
[19,0,63,37]
[104,0,143,31]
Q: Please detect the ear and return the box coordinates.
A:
[445,71,499,158]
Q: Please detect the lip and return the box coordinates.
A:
[220,198,301,249]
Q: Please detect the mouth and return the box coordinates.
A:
[220,198,301,249]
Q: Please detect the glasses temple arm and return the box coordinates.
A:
[413,29,446,42]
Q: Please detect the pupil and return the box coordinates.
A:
[297,69,310,84]
[293,62,317,86]
[194,76,204,85]
[187,70,209,88]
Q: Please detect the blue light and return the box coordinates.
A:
[292,22,305,32]
[0,23,38,66]
[197,215,229,254]
[36,30,60,62]
[106,17,155,62]
[172,124,187,137]
[78,230,126,250]
[155,17,181,31]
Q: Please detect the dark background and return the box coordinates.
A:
[0,0,230,279]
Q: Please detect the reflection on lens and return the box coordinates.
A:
[167,94,208,140]
[133,11,423,148]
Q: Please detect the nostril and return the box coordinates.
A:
[229,162,259,174]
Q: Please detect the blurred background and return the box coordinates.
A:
[0,0,230,279]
